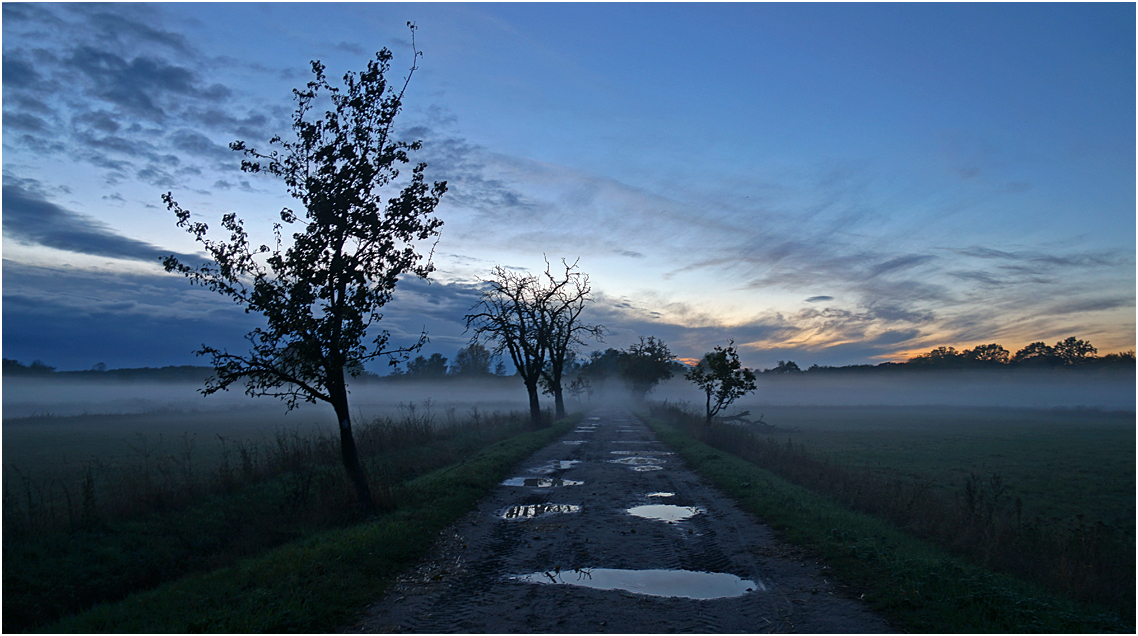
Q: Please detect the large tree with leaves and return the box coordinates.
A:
[162,25,447,513]
[619,336,677,402]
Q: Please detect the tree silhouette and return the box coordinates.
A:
[619,336,676,402]
[538,259,604,419]
[161,25,447,513]
[965,343,1009,366]
[686,341,756,423]
[465,259,603,424]
[1012,341,1055,366]
[406,353,448,378]
[465,266,555,426]
[767,360,802,374]
[1051,336,1097,366]
[450,343,493,376]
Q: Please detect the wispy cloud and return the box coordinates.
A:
[2,180,204,266]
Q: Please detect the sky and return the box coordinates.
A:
[3,2,1135,373]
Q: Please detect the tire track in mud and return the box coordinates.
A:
[344,409,893,633]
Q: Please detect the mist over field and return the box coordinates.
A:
[2,376,533,421]
[5,368,1133,422]
[655,369,1136,412]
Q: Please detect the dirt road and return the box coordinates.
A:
[345,409,893,633]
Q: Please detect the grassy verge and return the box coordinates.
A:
[35,415,576,633]
[642,413,1129,633]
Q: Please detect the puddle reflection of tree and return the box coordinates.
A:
[500,504,581,519]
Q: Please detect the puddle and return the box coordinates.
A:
[608,457,664,466]
[502,477,584,487]
[510,568,763,598]
[612,441,653,444]
[609,450,673,456]
[500,503,581,519]
[647,492,675,498]
[587,417,601,421]
[562,440,587,445]
[529,460,580,474]
[626,504,704,522]
[632,465,664,472]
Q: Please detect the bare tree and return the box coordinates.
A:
[465,259,602,425]
[465,267,553,426]
[161,24,447,513]
[539,259,605,419]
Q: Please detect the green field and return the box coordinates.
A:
[728,404,1135,532]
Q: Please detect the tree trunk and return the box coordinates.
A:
[553,386,565,420]
[705,388,713,424]
[330,386,375,514]
[524,379,543,427]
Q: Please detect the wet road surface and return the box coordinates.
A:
[345,409,893,633]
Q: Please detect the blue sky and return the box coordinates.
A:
[3,2,1134,372]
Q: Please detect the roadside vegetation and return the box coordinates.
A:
[644,402,1133,632]
[4,406,573,632]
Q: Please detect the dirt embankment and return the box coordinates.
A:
[344,409,892,633]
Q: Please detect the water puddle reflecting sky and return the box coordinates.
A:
[626,504,704,522]
[608,456,665,466]
[609,450,673,456]
[632,465,664,472]
[562,440,587,445]
[502,477,584,487]
[528,460,581,474]
[647,492,675,497]
[510,568,763,598]
[500,503,581,519]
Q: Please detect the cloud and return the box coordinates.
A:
[2,182,203,266]
[2,261,260,370]
[805,295,833,303]
[2,3,276,190]
[867,254,935,278]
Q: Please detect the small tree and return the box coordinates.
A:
[1052,336,1096,366]
[619,336,676,402]
[161,26,447,513]
[1012,342,1055,366]
[406,353,448,378]
[686,341,757,424]
[964,343,1009,366]
[450,343,493,376]
[767,360,801,374]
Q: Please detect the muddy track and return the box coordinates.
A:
[344,409,893,633]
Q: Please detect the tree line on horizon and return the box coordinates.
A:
[5,335,1134,380]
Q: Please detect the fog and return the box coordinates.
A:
[2,376,534,421]
[653,369,1136,412]
[3,368,1133,423]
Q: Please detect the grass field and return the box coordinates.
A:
[647,400,1135,629]
[643,412,1130,633]
[724,404,1135,531]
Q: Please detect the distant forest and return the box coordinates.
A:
[4,336,1133,381]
